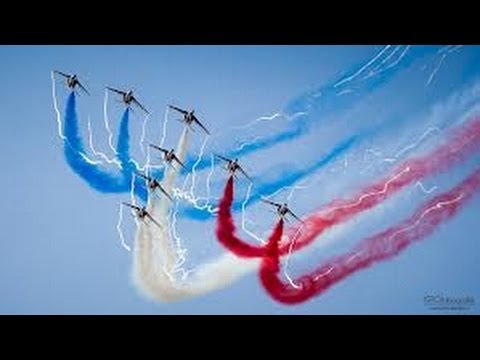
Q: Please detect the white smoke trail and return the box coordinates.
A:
[279,185,308,290]
[131,128,263,301]
[132,109,169,175]
[51,71,66,141]
[360,126,440,173]
[171,145,218,214]
[374,45,402,70]
[384,126,440,162]
[240,181,307,245]
[159,107,170,148]
[189,137,209,198]
[103,90,118,156]
[313,193,465,282]
[51,74,110,166]
[241,182,266,244]
[337,89,354,96]
[236,136,264,152]
[169,204,190,280]
[233,112,283,131]
[139,114,150,157]
[426,45,463,87]
[132,128,190,297]
[334,45,391,88]
[329,167,411,213]
[116,204,131,252]
[133,221,260,302]
[415,181,438,194]
[78,152,103,165]
[362,45,411,81]
[128,59,479,303]
[282,226,305,289]
[205,154,216,201]
[86,117,123,169]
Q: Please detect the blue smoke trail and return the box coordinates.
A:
[116,109,132,169]
[64,92,137,193]
[181,135,358,221]
[61,91,153,200]
[115,109,151,202]
[115,109,150,201]
[133,175,149,203]
[62,46,440,206]
[179,46,437,173]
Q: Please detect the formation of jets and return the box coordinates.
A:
[55,70,304,224]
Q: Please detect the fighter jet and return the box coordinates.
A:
[122,202,163,228]
[135,172,173,202]
[54,70,89,95]
[149,145,188,172]
[106,87,150,115]
[260,198,303,223]
[168,105,210,135]
[215,154,253,182]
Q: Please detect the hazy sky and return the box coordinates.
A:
[1,45,479,314]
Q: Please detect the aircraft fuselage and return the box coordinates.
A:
[148,179,159,190]
[278,205,289,217]
[227,161,240,174]
[67,76,78,89]
[137,208,148,219]
[164,150,175,162]
[123,92,134,105]
[184,112,195,124]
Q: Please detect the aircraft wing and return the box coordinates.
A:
[287,209,304,223]
[77,81,90,96]
[149,144,168,154]
[173,154,188,172]
[122,202,140,211]
[193,116,210,135]
[54,70,70,78]
[261,198,281,207]
[106,87,126,95]
[145,213,163,229]
[157,184,174,202]
[135,172,149,182]
[214,154,231,163]
[168,105,188,115]
[238,165,253,182]
[133,97,150,115]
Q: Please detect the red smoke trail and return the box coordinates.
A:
[264,219,285,257]
[216,176,268,257]
[215,118,480,258]
[284,117,480,254]
[260,168,480,305]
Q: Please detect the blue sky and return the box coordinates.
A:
[0,45,479,314]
